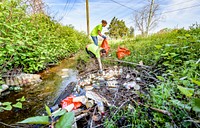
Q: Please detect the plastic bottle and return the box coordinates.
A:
[97,101,105,115]
[50,104,59,113]
[0,84,9,93]
[64,104,74,112]
[73,96,87,105]
[119,68,123,75]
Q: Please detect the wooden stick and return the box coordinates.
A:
[105,58,151,68]
[75,113,89,121]
[0,121,23,128]
[118,93,172,117]
[111,100,130,119]
[90,106,97,128]
[130,98,172,116]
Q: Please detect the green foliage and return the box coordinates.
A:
[105,24,200,127]
[177,85,194,97]
[45,104,51,116]
[0,96,26,112]
[17,96,26,102]
[53,109,66,117]
[55,112,75,128]
[191,98,200,112]
[191,79,200,86]
[1,102,12,111]
[18,116,49,124]
[0,0,90,73]
[128,26,135,38]
[12,102,22,109]
[18,105,75,128]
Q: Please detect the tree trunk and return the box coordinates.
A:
[146,0,154,36]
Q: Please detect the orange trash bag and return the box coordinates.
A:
[116,46,131,59]
[101,39,110,54]
[60,95,82,111]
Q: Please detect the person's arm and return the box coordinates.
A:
[98,30,102,36]
[98,30,106,39]
[97,25,106,39]
[97,57,103,72]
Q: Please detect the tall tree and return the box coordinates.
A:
[26,0,45,14]
[129,26,135,37]
[107,17,129,39]
[134,0,160,36]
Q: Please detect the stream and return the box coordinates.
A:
[0,58,78,125]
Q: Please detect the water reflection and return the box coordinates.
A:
[0,58,77,124]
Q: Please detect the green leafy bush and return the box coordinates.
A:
[105,25,200,127]
[0,96,25,112]
[0,0,90,73]
[18,104,75,128]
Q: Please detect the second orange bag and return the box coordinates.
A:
[116,46,131,59]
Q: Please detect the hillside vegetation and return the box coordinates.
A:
[0,0,200,127]
[0,0,90,75]
[103,24,200,127]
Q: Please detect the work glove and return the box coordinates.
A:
[102,35,106,39]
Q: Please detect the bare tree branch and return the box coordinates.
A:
[133,0,161,36]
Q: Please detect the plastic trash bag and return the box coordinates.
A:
[101,39,110,54]
[60,95,82,111]
[116,46,131,59]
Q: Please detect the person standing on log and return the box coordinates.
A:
[90,20,107,46]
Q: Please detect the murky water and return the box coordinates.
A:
[0,58,78,125]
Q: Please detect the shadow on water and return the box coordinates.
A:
[0,58,78,125]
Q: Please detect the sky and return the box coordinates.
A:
[43,0,200,35]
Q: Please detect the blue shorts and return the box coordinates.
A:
[91,36,98,46]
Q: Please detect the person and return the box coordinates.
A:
[86,43,106,73]
[91,20,107,46]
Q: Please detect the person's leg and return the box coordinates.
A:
[91,36,98,46]
[86,47,95,58]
